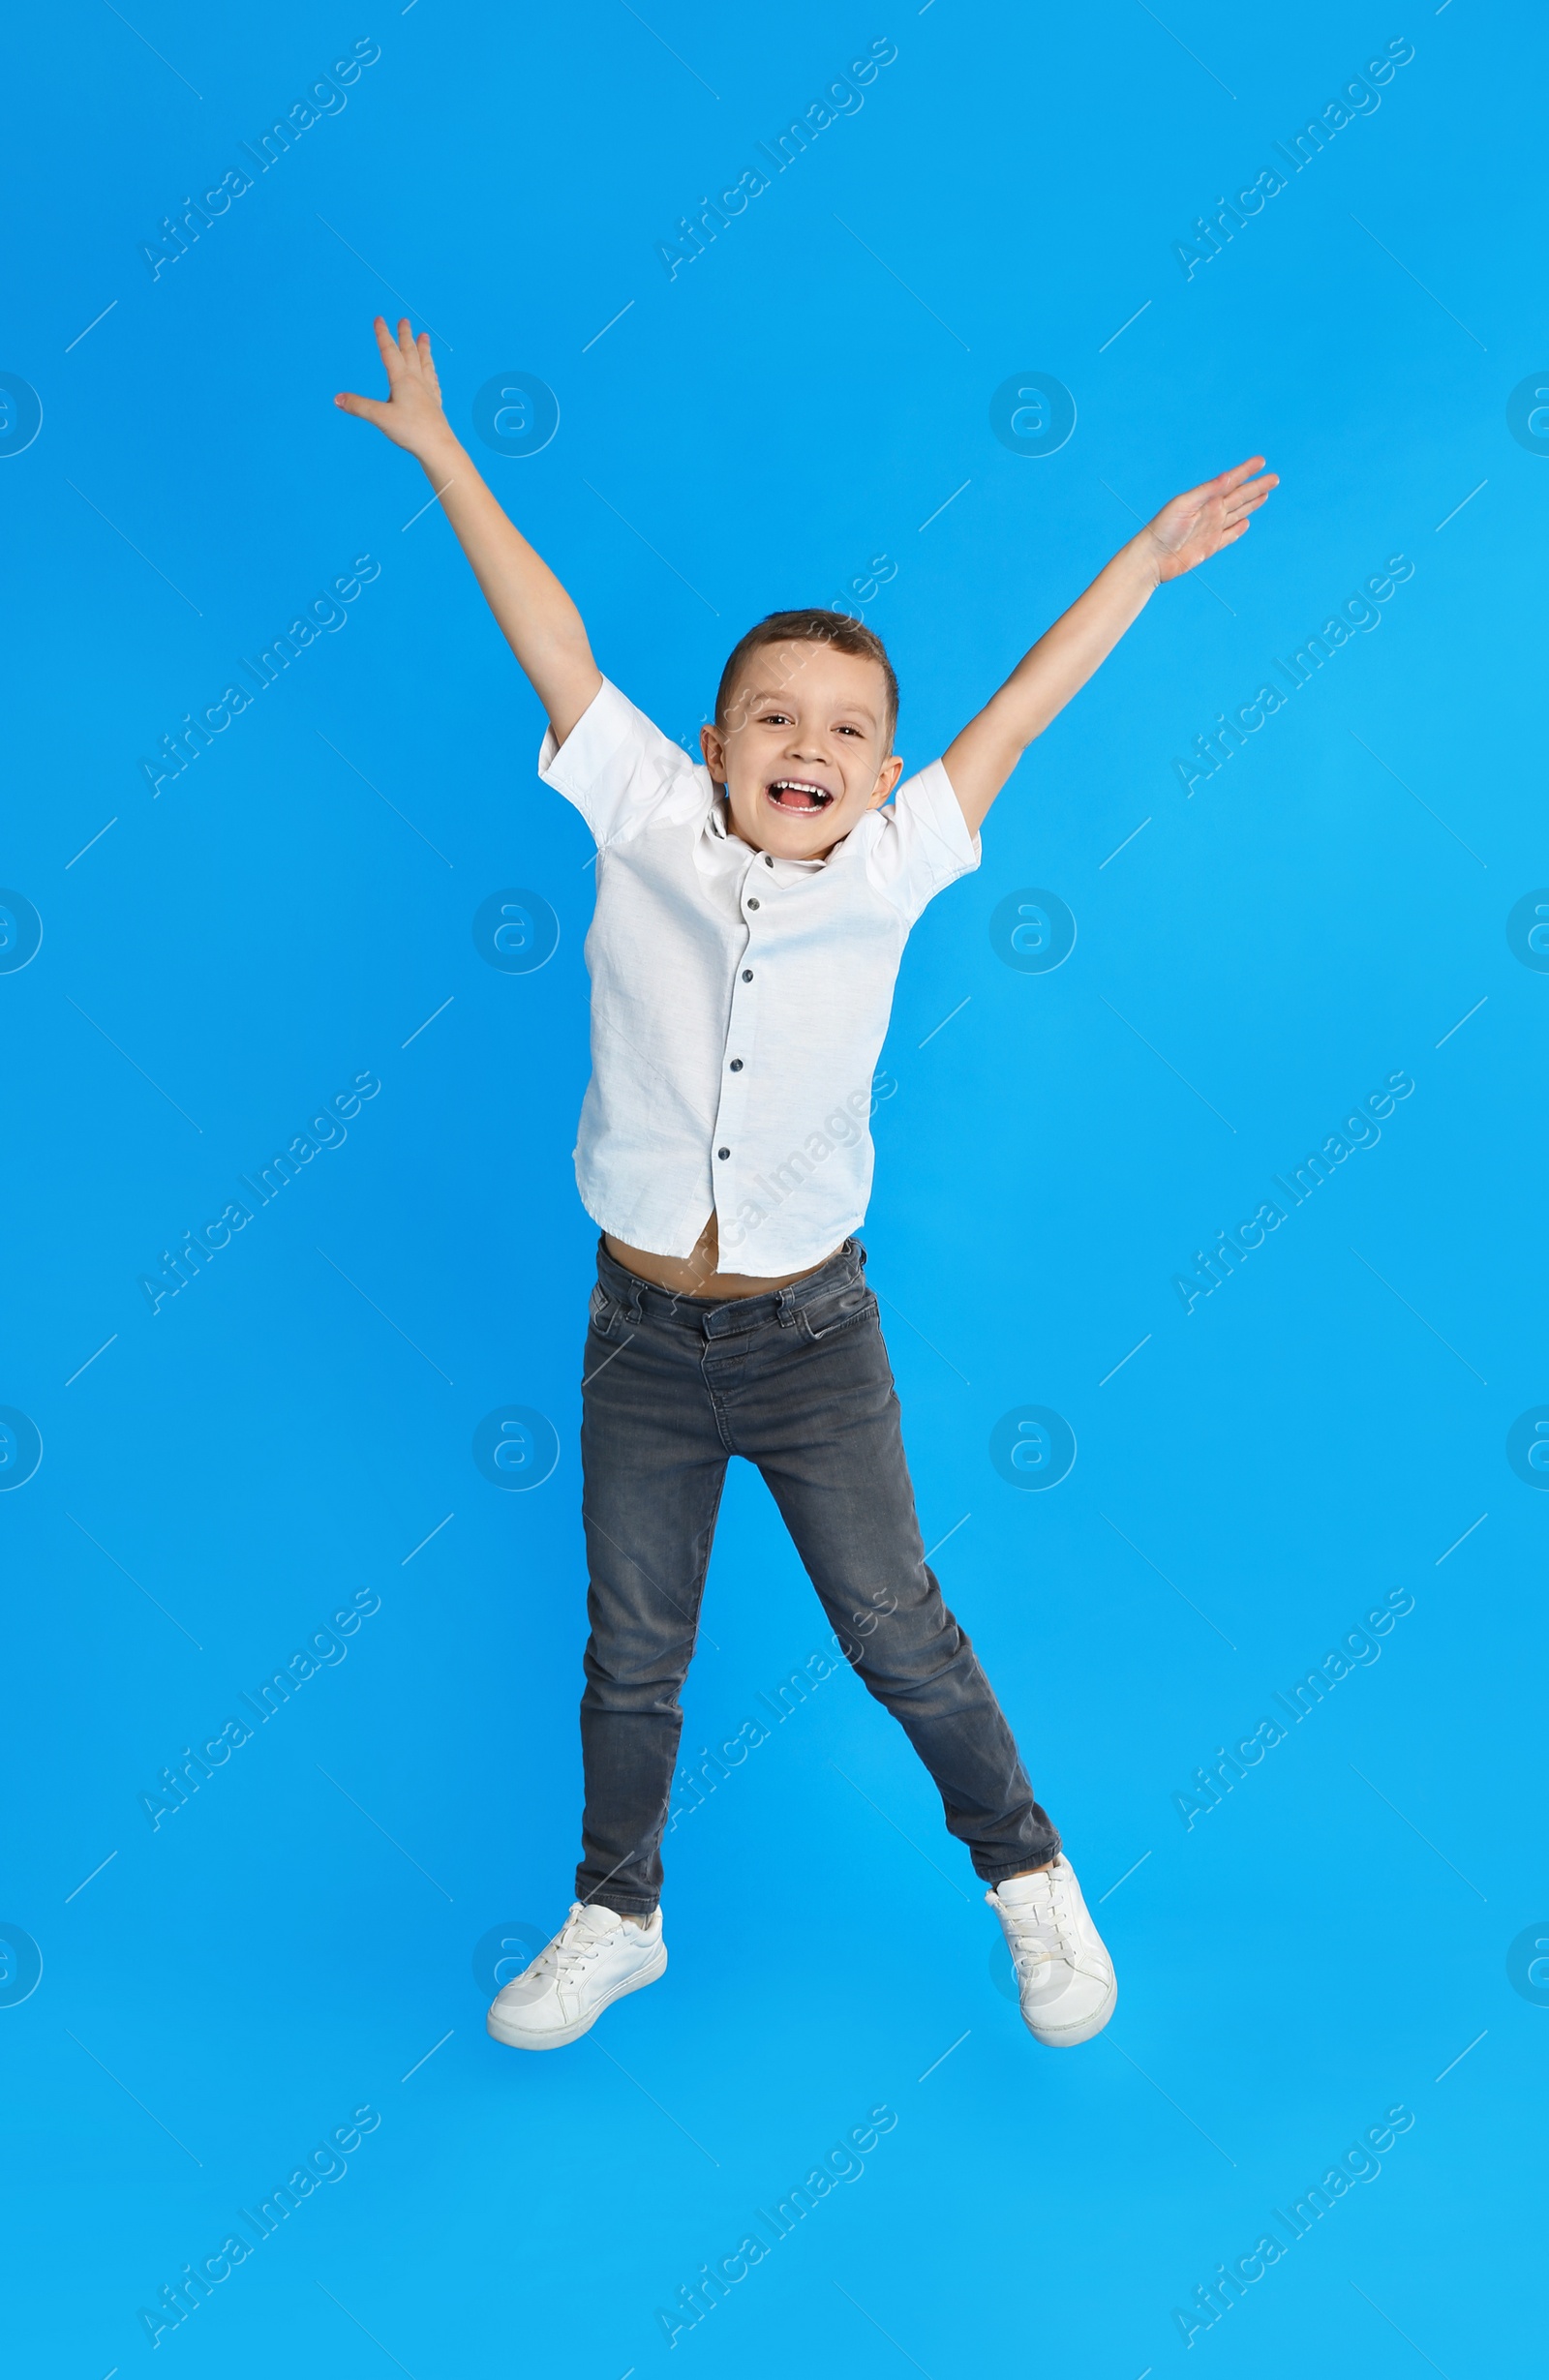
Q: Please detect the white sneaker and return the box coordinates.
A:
[987,1856,1117,2046]
[486,1901,667,2051]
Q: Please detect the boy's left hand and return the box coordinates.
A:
[1144,456,1278,582]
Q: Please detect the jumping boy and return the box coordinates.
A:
[337,317,1275,2053]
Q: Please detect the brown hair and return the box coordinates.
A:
[714,609,899,747]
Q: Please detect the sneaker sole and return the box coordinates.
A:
[486,1942,668,2052]
[1026,1969,1117,2048]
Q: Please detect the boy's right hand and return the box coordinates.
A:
[334,313,601,743]
[335,316,453,458]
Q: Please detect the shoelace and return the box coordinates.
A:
[500,1906,634,2010]
[1000,1874,1109,1989]
[1001,1874,1080,1974]
[544,1904,614,1990]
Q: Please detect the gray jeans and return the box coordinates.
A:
[576,1233,1059,1913]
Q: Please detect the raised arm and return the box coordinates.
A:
[335,317,602,745]
[942,457,1278,835]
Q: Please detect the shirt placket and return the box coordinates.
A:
[710,846,778,1227]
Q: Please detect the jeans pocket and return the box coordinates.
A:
[796,1282,874,1343]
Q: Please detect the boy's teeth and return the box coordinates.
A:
[770,779,830,809]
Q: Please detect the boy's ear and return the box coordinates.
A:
[869,753,905,807]
[700,720,727,781]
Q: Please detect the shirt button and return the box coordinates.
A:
[729,1059,744,1071]
[742,968,753,981]
[764,855,774,867]
[717,1146,730,1160]
[747,897,760,910]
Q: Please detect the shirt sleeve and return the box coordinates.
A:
[537,676,701,851]
[866,757,983,924]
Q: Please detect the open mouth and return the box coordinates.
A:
[766,778,834,815]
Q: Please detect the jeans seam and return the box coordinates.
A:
[703,1376,739,1458]
[629,1464,728,1899]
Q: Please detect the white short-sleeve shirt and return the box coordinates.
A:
[537,676,981,1273]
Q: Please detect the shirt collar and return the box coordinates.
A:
[708,790,835,880]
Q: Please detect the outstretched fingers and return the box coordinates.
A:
[334,313,449,446]
[1220,457,1278,515]
[371,313,407,382]
[1223,473,1278,524]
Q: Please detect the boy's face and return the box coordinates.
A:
[700,640,905,859]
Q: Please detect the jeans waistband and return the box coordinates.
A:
[594,1234,866,1338]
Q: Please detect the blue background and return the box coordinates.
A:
[4,1,1545,2371]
